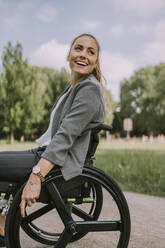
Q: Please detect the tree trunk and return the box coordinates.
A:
[10,130,14,144]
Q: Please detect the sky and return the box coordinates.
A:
[0,0,165,101]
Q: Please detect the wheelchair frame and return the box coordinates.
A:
[1,124,131,248]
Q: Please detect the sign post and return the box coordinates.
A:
[123,118,133,139]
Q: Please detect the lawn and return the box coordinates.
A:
[0,141,37,151]
[95,139,165,197]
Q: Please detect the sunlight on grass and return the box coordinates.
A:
[99,139,165,151]
[0,142,37,151]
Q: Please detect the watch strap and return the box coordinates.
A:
[36,172,45,182]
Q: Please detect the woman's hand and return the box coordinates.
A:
[20,174,41,218]
[20,158,54,218]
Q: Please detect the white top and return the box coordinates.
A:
[36,87,72,147]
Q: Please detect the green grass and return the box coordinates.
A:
[95,140,165,197]
[0,141,37,151]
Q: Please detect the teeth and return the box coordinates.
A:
[76,61,87,66]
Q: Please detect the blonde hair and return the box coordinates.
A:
[68,33,103,87]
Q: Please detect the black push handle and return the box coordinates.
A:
[99,124,112,131]
[92,124,112,133]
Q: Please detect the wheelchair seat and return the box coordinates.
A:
[0,153,35,183]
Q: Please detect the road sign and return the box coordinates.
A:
[123,118,133,131]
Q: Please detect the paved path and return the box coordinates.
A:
[19,192,165,248]
[68,192,165,248]
[124,192,165,248]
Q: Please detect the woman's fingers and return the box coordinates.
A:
[20,175,41,218]
[31,198,37,203]
[20,199,26,218]
[20,196,37,216]
[20,196,37,217]
[26,199,34,207]
[27,198,37,206]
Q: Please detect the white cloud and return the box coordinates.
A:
[82,20,101,30]
[101,51,135,100]
[109,24,124,38]
[112,0,165,16]
[36,5,57,23]
[30,39,69,71]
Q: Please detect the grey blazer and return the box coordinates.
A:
[42,74,105,181]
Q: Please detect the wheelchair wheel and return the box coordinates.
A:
[5,167,131,248]
[21,178,103,245]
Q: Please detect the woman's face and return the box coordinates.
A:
[68,36,98,77]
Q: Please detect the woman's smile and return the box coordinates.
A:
[75,61,88,66]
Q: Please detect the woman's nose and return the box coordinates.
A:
[79,50,87,58]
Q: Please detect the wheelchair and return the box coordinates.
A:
[0,124,131,248]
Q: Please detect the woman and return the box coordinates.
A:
[0,33,105,247]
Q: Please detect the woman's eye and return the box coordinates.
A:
[75,46,81,51]
[89,50,95,55]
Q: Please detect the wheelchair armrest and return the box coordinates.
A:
[93,124,112,133]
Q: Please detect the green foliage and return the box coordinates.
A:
[0,42,28,142]
[0,42,45,142]
[33,67,70,136]
[120,63,165,136]
[20,66,46,138]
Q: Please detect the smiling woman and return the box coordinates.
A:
[0,33,105,247]
[68,35,98,85]
[68,33,103,87]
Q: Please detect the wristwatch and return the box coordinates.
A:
[32,165,45,182]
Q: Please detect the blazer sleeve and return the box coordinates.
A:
[41,82,103,166]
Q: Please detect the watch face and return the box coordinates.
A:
[33,165,40,174]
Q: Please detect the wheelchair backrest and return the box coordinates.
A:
[85,124,112,161]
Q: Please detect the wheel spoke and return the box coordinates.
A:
[54,229,72,248]
[72,205,94,220]
[76,220,122,232]
[22,203,54,224]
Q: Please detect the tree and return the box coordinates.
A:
[0,42,45,142]
[18,66,46,139]
[120,63,165,136]
[0,42,26,142]
[0,71,5,138]
[33,67,70,137]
